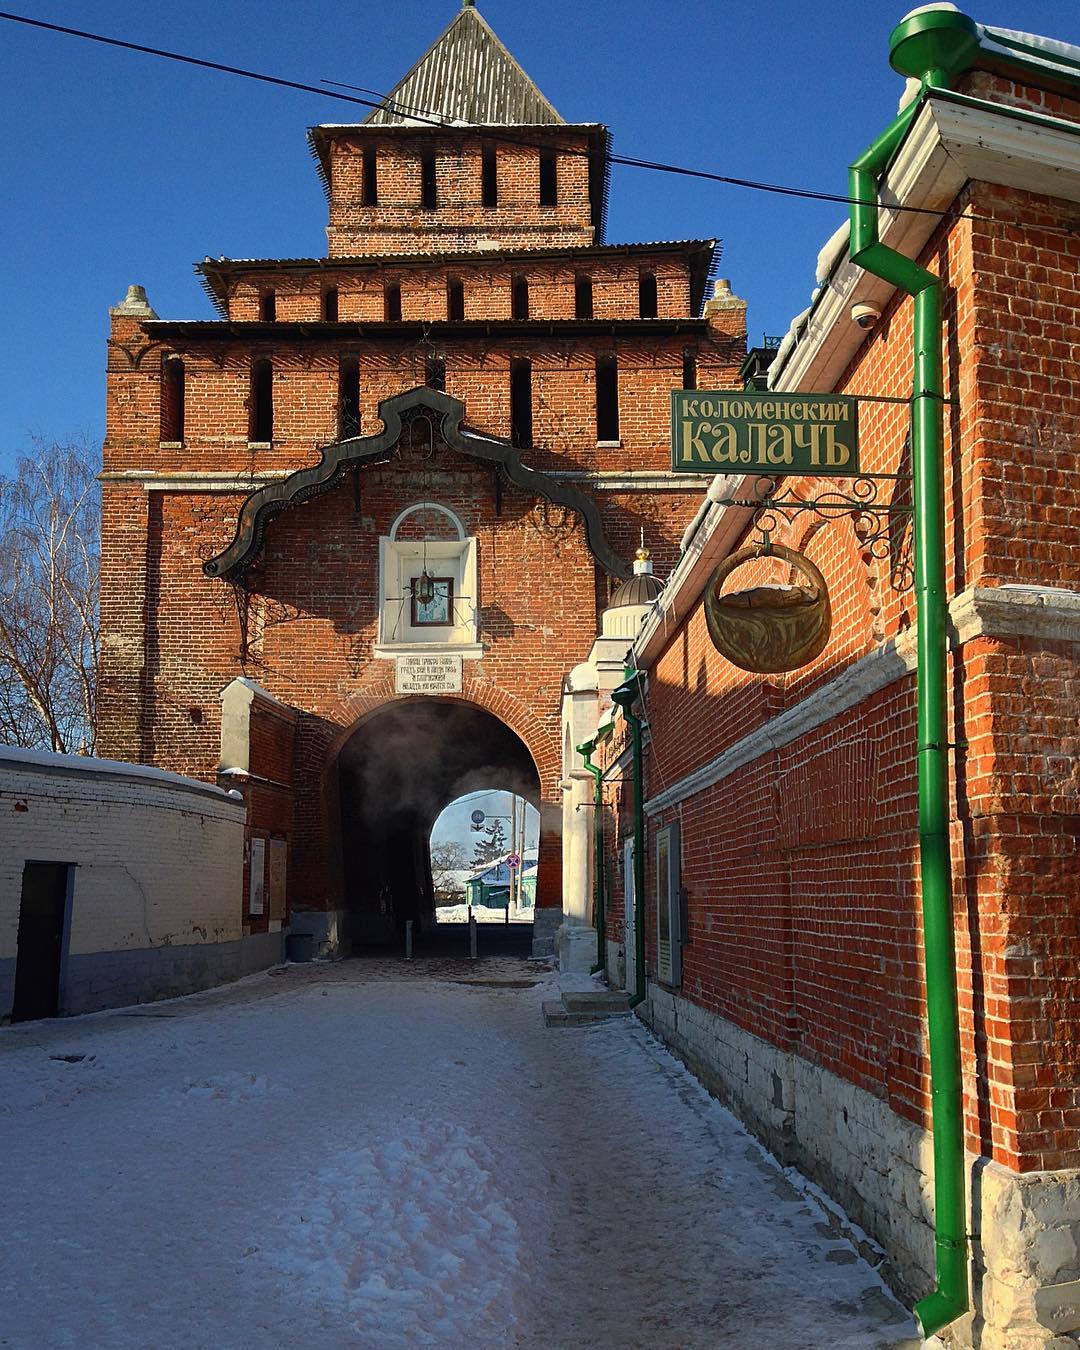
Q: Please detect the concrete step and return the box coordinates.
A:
[542,991,633,1028]
[560,990,632,1015]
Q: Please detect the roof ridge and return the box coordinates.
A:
[364,5,564,128]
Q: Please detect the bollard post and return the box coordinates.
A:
[405,919,413,961]
[469,915,477,960]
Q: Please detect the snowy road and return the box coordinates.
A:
[1,959,918,1349]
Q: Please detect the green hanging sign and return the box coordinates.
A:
[671,390,860,476]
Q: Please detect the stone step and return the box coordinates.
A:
[560,990,632,1015]
[541,999,629,1028]
[542,991,633,1027]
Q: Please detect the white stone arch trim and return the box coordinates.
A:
[388,500,466,543]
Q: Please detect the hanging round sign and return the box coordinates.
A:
[704,541,832,674]
[470,810,486,826]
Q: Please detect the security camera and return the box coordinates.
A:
[851,302,881,330]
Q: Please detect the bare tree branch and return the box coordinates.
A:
[0,439,100,753]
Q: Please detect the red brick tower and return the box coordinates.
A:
[98,3,745,955]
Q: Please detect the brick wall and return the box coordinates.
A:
[323,130,597,255]
[601,170,1080,1190]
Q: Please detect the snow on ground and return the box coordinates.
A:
[435,903,533,923]
[0,960,919,1349]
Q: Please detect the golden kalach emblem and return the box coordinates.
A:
[704,541,832,674]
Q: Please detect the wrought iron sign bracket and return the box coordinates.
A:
[714,471,915,589]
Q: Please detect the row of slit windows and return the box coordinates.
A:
[162,352,697,445]
[256,272,661,324]
[359,145,558,210]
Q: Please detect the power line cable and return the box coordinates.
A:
[0,9,1048,230]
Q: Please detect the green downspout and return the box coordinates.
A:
[577,737,607,975]
[847,11,979,1338]
[612,675,646,1008]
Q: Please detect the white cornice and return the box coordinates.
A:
[100,470,285,492]
[772,93,1080,395]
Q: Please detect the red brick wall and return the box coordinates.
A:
[324,130,596,255]
[605,176,1079,1175]
[227,253,694,324]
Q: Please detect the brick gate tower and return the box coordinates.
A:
[98,3,745,957]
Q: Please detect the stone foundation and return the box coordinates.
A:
[531,906,562,958]
[555,923,597,972]
[288,908,348,960]
[640,984,1080,1349]
[57,930,284,1016]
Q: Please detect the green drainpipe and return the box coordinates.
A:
[577,738,607,976]
[611,675,646,1008]
[847,10,980,1338]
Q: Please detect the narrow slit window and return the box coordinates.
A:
[259,291,276,322]
[595,357,619,442]
[250,358,273,443]
[575,275,593,319]
[447,277,465,321]
[323,287,339,322]
[682,350,697,390]
[512,276,530,321]
[384,282,402,322]
[510,359,533,449]
[362,147,379,206]
[421,152,437,209]
[425,357,446,392]
[339,358,360,438]
[539,147,558,206]
[638,272,658,318]
[482,143,498,208]
[161,357,185,442]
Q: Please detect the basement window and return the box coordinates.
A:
[511,275,530,321]
[482,143,498,208]
[160,356,185,444]
[447,277,465,321]
[682,350,697,390]
[575,274,593,319]
[250,358,273,443]
[638,272,658,319]
[425,357,446,392]
[259,291,277,322]
[338,358,360,438]
[539,146,558,206]
[323,286,339,322]
[362,147,378,206]
[421,152,438,209]
[384,282,402,322]
[510,359,533,449]
[595,356,619,443]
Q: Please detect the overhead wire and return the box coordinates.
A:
[0,8,1056,231]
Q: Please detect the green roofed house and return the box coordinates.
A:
[464,852,537,910]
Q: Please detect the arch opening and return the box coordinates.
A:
[430,790,539,924]
[336,698,541,949]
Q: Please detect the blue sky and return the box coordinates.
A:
[1,0,1077,471]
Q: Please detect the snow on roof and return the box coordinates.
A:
[0,744,242,803]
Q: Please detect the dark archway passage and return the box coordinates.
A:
[338,699,540,948]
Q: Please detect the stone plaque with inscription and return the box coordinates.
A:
[395,653,463,695]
